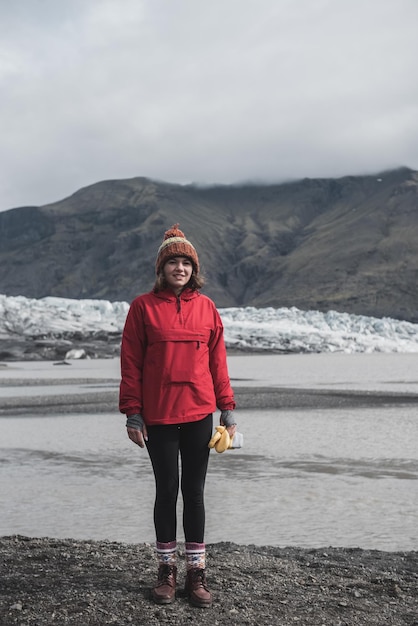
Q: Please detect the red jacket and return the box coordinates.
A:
[119,288,235,425]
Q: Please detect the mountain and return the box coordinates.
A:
[1,167,417,321]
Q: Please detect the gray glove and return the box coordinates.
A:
[220,410,236,428]
[126,413,145,432]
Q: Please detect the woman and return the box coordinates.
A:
[119,224,236,608]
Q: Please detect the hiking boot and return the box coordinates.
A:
[151,564,177,604]
[184,568,212,608]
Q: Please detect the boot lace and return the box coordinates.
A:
[189,568,208,590]
[156,564,176,587]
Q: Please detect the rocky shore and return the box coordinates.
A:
[1,536,417,626]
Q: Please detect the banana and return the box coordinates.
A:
[208,428,222,448]
[208,426,232,453]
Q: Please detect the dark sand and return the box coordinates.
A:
[1,536,417,625]
[2,380,418,416]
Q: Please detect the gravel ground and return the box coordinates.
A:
[1,536,417,626]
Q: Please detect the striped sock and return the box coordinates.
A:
[185,542,206,570]
[155,541,177,566]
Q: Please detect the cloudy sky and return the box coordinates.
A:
[1,0,417,211]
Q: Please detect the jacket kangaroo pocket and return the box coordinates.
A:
[146,328,211,386]
[162,340,209,384]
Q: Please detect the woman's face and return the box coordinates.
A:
[163,256,193,293]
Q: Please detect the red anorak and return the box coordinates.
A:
[119,288,235,425]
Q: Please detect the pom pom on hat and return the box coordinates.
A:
[155,223,200,274]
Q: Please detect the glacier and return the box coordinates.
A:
[1,293,418,356]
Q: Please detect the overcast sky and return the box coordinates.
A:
[1,0,417,211]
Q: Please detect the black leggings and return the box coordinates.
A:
[145,414,213,543]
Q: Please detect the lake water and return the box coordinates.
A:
[1,353,418,551]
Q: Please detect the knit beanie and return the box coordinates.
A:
[155,224,200,275]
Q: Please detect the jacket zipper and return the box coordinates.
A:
[176,293,184,324]
[176,293,199,348]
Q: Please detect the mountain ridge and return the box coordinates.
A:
[1,166,417,321]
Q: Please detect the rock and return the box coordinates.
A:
[65,348,88,360]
